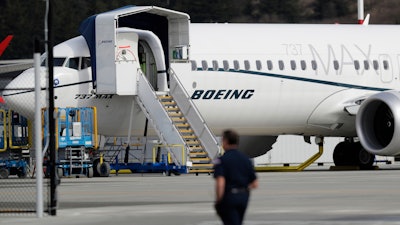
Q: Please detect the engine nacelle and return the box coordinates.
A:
[356,91,400,156]
[238,135,278,158]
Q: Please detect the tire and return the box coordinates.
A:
[333,141,376,169]
[172,171,181,176]
[0,168,9,179]
[17,168,27,178]
[99,162,110,177]
[87,167,94,178]
[333,142,354,166]
[57,168,64,178]
[354,142,375,169]
[93,158,100,177]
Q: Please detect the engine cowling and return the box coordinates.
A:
[238,135,278,158]
[356,91,400,156]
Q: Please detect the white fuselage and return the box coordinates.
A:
[4,24,400,138]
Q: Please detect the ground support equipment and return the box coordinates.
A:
[0,158,28,178]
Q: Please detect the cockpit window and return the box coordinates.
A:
[81,57,91,70]
[40,57,66,67]
[66,57,80,70]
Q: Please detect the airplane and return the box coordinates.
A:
[3,6,399,169]
[0,35,13,57]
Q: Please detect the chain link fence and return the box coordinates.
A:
[0,179,48,214]
[0,65,49,215]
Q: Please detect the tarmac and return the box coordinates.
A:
[2,165,400,225]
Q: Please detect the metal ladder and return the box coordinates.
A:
[136,70,187,167]
[136,69,221,173]
[158,95,214,174]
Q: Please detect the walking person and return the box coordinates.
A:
[213,129,258,225]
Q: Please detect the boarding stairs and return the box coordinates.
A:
[135,69,221,174]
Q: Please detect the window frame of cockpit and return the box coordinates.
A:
[40,57,67,67]
[40,55,91,71]
[65,57,80,70]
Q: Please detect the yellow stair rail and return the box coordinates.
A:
[152,144,185,164]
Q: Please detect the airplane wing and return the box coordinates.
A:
[0,59,33,75]
[0,35,13,57]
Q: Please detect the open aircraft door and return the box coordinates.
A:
[79,6,190,95]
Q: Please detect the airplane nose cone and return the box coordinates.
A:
[2,68,46,119]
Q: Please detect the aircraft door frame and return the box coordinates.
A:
[139,41,157,90]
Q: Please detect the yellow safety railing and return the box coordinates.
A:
[0,109,7,152]
[152,144,185,165]
[92,107,98,150]
[54,107,59,150]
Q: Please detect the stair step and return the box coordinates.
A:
[190,157,211,163]
[178,128,194,133]
[175,123,190,128]
[168,112,183,117]
[159,96,173,100]
[189,146,204,150]
[186,140,200,145]
[188,169,213,174]
[189,152,208,157]
[191,163,214,168]
[162,102,177,106]
[172,118,187,122]
[182,135,197,139]
[165,107,180,111]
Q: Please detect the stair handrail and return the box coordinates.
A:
[169,68,221,159]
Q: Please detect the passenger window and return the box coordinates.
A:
[311,60,317,70]
[267,60,273,70]
[278,60,284,70]
[364,60,370,70]
[81,57,91,70]
[383,60,389,70]
[223,60,229,71]
[191,60,197,71]
[233,60,240,71]
[244,60,250,70]
[354,60,360,70]
[300,60,306,70]
[373,60,379,70]
[202,60,208,71]
[66,57,80,70]
[333,60,339,70]
[256,60,262,70]
[212,60,219,71]
[290,60,296,70]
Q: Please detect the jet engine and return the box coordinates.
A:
[356,91,400,156]
[238,135,278,158]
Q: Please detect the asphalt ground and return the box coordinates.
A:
[2,167,400,225]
